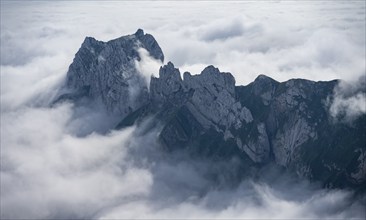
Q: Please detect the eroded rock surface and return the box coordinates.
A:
[58,29,366,189]
[64,29,163,118]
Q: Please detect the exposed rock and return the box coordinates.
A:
[235,74,364,188]
[150,61,185,106]
[272,116,315,166]
[351,149,366,184]
[182,66,249,130]
[63,29,164,118]
[58,30,366,189]
[238,123,270,163]
[252,74,278,105]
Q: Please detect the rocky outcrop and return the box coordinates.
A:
[237,123,270,163]
[184,66,245,129]
[150,62,185,106]
[146,62,365,188]
[146,63,264,163]
[63,29,163,118]
[58,30,366,189]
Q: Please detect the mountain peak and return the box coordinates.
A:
[201,65,220,75]
[135,28,144,37]
[57,30,365,189]
[64,30,164,117]
[158,61,181,80]
[254,74,276,82]
[82,36,97,44]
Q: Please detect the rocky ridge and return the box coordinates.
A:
[59,29,366,189]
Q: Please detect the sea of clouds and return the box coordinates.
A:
[1,1,365,219]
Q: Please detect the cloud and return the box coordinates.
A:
[2,1,364,84]
[1,102,365,219]
[330,93,366,122]
[0,54,68,111]
[329,75,366,122]
[1,104,152,219]
[135,48,163,89]
[200,18,247,42]
[1,1,365,219]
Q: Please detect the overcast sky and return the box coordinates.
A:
[1,1,365,219]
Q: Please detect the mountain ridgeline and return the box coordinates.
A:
[58,29,366,189]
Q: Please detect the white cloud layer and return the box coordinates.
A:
[1,102,365,219]
[1,1,365,219]
[1,1,365,84]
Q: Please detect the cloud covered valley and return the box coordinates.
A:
[1,1,365,219]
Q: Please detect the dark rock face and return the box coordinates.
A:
[236,76,366,188]
[150,62,185,106]
[64,29,163,117]
[59,30,366,189]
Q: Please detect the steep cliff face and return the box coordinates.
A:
[63,29,163,118]
[59,30,366,189]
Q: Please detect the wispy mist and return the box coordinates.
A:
[1,100,365,219]
[135,48,163,88]
[329,75,366,122]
